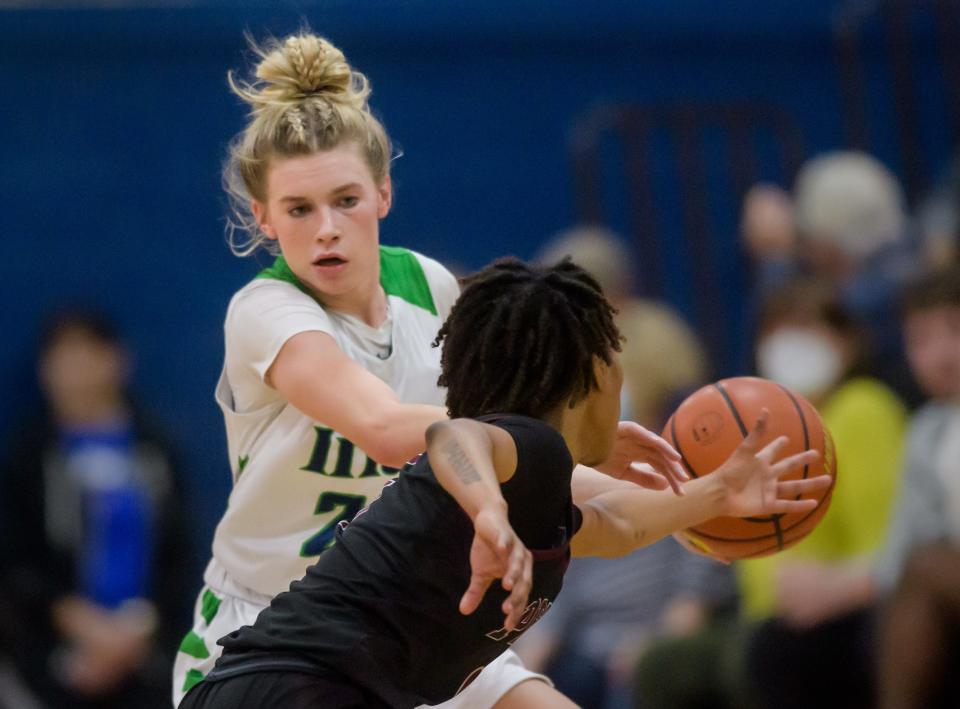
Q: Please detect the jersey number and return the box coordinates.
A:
[300,492,367,557]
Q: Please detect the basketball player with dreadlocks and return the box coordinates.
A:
[180,258,829,709]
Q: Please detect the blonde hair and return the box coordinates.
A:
[223,32,392,256]
[618,301,707,427]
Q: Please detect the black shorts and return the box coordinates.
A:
[179,670,391,709]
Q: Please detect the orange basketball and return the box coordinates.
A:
[663,376,837,560]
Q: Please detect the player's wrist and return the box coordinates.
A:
[683,475,730,521]
[472,497,508,523]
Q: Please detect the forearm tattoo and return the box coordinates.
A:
[442,439,482,485]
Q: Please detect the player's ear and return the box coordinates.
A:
[251,199,278,239]
[592,355,613,390]
[377,176,393,219]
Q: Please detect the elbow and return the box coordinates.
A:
[362,419,422,469]
[425,420,451,448]
[366,435,418,470]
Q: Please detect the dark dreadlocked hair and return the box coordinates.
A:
[433,257,622,419]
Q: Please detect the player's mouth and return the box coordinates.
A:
[312,254,348,273]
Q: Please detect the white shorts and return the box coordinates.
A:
[172,584,551,708]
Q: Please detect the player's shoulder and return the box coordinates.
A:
[408,249,456,286]
[227,269,318,316]
[413,251,460,319]
[380,245,459,318]
[481,414,571,464]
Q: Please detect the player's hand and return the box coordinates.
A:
[714,410,830,518]
[594,421,689,495]
[459,505,532,631]
[53,596,154,696]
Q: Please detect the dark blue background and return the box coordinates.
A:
[2,0,951,577]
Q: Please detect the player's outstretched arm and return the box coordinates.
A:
[268,331,447,467]
[571,411,830,558]
[425,420,531,631]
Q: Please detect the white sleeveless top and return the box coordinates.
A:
[206,245,459,600]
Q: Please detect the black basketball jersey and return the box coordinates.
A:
[209,414,580,708]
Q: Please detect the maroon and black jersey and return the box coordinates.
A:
[208,414,580,708]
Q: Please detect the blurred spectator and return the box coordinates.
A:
[536,226,634,304]
[741,152,922,404]
[875,266,960,709]
[917,153,960,268]
[516,227,736,709]
[740,279,907,709]
[636,279,907,709]
[0,311,191,709]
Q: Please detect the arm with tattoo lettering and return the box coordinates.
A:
[425,420,532,630]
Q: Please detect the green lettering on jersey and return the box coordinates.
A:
[302,426,397,479]
[300,491,367,557]
[255,245,437,314]
[359,456,380,478]
[301,427,339,476]
[332,436,357,478]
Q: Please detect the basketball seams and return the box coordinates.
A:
[712,382,749,437]
[777,384,811,483]
[669,415,700,479]
[794,395,837,513]
[730,511,833,558]
[687,490,834,550]
[769,383,813,550]
[688,488,835,550]
[771,516,785,550]
[714,380,779,525]
[689,528,788,544]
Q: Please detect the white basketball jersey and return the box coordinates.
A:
[207,245,459,599]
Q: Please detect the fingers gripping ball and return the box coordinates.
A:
[663,376,837,560]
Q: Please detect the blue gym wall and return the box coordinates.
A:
[2,0,951,580]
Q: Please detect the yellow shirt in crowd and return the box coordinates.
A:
[736,377,908,618]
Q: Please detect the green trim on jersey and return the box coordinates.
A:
[255,254,308,293]
[178,631,211,659]
[200,588,221,625]
[378,245,437,314]
[255,246,437,314]
[182,669,205,694]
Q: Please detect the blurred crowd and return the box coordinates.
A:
[513,151,960,709]
[1,149,958,709]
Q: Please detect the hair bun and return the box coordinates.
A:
[232,32,368,110]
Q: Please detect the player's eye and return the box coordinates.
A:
[288,204,310,217]
[339,195,359,209]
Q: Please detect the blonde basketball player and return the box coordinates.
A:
[172,31,689,708]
